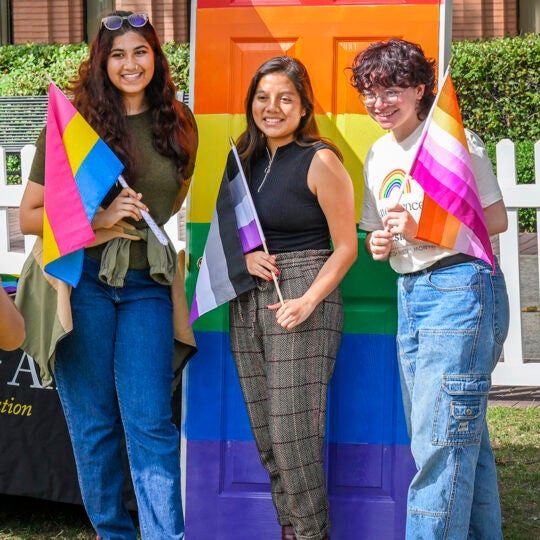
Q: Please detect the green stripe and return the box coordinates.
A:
[186,225,397,335]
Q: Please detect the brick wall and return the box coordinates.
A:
[13,0,84,44]
[115,0,189,43]
[12,0,189,45]
[453,0,518,40]
[11,1,520,45]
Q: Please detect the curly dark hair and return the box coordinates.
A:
[69,11,197,185]
[236,56,341,179]
[350,38,436,121]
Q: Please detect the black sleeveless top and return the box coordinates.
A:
[250,141,332,253]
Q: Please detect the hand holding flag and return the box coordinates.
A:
[396,69,495,269]
[42,83,168,286]
[188,141,284,324]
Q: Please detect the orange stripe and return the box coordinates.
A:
[435,77,468,149]
[194,5,439,114]
[417,195,461,249]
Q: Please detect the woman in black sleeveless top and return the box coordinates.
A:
[229,56,357,540]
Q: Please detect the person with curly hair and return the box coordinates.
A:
[350,38,509,539]
[19,11,197,539]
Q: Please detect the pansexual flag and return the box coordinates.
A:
[188,148,263,324]
[43,83,124,286]
[409,71,495,269]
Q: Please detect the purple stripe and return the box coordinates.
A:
[184,439,414,539]
[188,294,199,325]
[238,220,263,253]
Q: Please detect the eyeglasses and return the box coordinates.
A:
[101,13,149,31]
[359,89,405,107]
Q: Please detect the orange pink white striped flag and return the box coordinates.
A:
[407,70,495,269]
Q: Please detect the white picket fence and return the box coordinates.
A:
[1,141,539,386]
[494,140,540,386]
[0,144,186,272]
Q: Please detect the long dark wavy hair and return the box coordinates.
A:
[350,38,436,121]
[236,56,342,180]
[69,10,197,184]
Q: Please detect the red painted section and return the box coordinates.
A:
[198,0,440,8]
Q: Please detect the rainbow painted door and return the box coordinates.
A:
[184,1,448,538]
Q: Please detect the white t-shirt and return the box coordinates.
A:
[359,122,503,274]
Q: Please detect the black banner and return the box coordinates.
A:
[0,348,83,503]
[0,349,142,509]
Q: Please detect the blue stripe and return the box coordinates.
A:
[74,138,124,222]
[184,331,409,445]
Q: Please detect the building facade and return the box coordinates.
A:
[1,0,190,45]
[1,0,539,45]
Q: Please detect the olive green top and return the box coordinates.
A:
[29,107,192,269]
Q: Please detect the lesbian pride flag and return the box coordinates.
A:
[188,146,263,324]
[43,83,124,286]
[409,71,495,269]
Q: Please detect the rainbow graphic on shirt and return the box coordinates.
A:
[379,169,412,200]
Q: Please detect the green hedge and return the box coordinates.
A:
[0,37,538,229]
[0,41,190,94]
[452,34,539,231]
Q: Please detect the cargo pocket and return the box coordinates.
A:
[432,375,490,446]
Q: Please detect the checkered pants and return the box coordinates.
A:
[230,249,343,540]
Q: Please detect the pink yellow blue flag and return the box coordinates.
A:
[43,83,124,286]
[407,70,495,269]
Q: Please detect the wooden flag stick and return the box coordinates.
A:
[263,240,285,306]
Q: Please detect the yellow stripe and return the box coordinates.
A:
[189,113,381,223]
[432,105,467,144]
[62,113,99,176]
[42,208,61,266]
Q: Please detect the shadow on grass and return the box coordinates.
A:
[0,494,94,539]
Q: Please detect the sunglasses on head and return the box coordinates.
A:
[101,13,149,31]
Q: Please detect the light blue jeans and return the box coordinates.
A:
[55,255,184,540]
[397,258,509,540]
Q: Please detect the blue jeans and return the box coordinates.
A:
[397,259,509,540]
[55,255,184,540]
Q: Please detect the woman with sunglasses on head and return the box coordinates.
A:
[19,11,197,539]
[350,39,509,539]
[229,56,357,540]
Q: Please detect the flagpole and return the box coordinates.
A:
[229,138,285,307]
[117,175,168,245]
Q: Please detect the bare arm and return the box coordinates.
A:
[0,281,25,351]
[269,149,358,329]
[19,180,45,236]
[484,199,508,235]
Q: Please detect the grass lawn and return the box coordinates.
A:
[489,406,540,540]
[0,406,538,539]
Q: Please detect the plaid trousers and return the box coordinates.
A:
[230,249,343,540]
